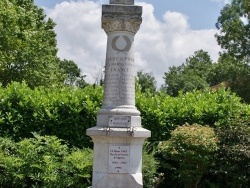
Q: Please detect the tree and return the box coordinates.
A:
[0,0,64,88]
[59,59,81,85]
[75,75,88,88]
[59,59,89,88]
[162,50,213,96]
[216,0,250,59]
[207,54,250,103]
[215,0,250,102]
[92,63,104,86]
[136,70,157,93]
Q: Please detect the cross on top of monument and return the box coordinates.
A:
[110,0,134,5]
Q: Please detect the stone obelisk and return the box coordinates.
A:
[87,0,151,187]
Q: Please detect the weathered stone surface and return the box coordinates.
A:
[87,126,151,188]
[92,173,142,188]
[87,127,150,188]
[102,4,142,34]
[102,14,142,33]
[86,1,150,188]
[110,0,134,5]
[102,5,142,15]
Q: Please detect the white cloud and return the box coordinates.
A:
[47,1,221,87]
[135,3,220,86]
[210,0,231,4]
[47,1,106,83]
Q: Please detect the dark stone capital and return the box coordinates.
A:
[110,0,134,5]
[102,5,142,34]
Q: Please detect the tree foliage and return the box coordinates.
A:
[59,59,81,85]
[75,75,89,89]
[59,59,88,88]
[216,0,250,59]
[136,70,157,93]
[213,0,250,103]
[210,55,250,103]
[0,0,64,88]
[163,50,213,96]
[163,48,250,102]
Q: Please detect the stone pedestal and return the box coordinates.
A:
[87,127,150,188]
[87,1,151,187]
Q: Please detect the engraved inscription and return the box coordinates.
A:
[109,146,130,173]
[109,116,131,127]
[103,55,135,105]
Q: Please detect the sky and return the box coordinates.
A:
[34,0,231,87]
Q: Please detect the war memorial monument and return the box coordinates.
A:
[87,0,151,187]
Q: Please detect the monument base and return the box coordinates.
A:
[86,127,151,188]
[92,173,142,188]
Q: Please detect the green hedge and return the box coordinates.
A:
[0,82,103,148]
[136,89,250,143]
[0,82,249,147]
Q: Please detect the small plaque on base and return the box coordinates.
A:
[109,145,130,173]
[109,116,131,127]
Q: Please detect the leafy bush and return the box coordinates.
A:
[158,124,218,188]
[214,120,250,188]
[0,82,103,148]
[142,143,163,188]
[0,134,165,188]
[0,134,93,188]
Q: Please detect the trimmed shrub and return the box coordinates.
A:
[0,82,103,148]
[136,89,249,143]
[158,124,218,188]
[1,82,249,148]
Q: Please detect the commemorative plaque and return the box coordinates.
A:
[109,145,130,173]
[109,116,131,127]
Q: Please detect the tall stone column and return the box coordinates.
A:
[87,1,151,187]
